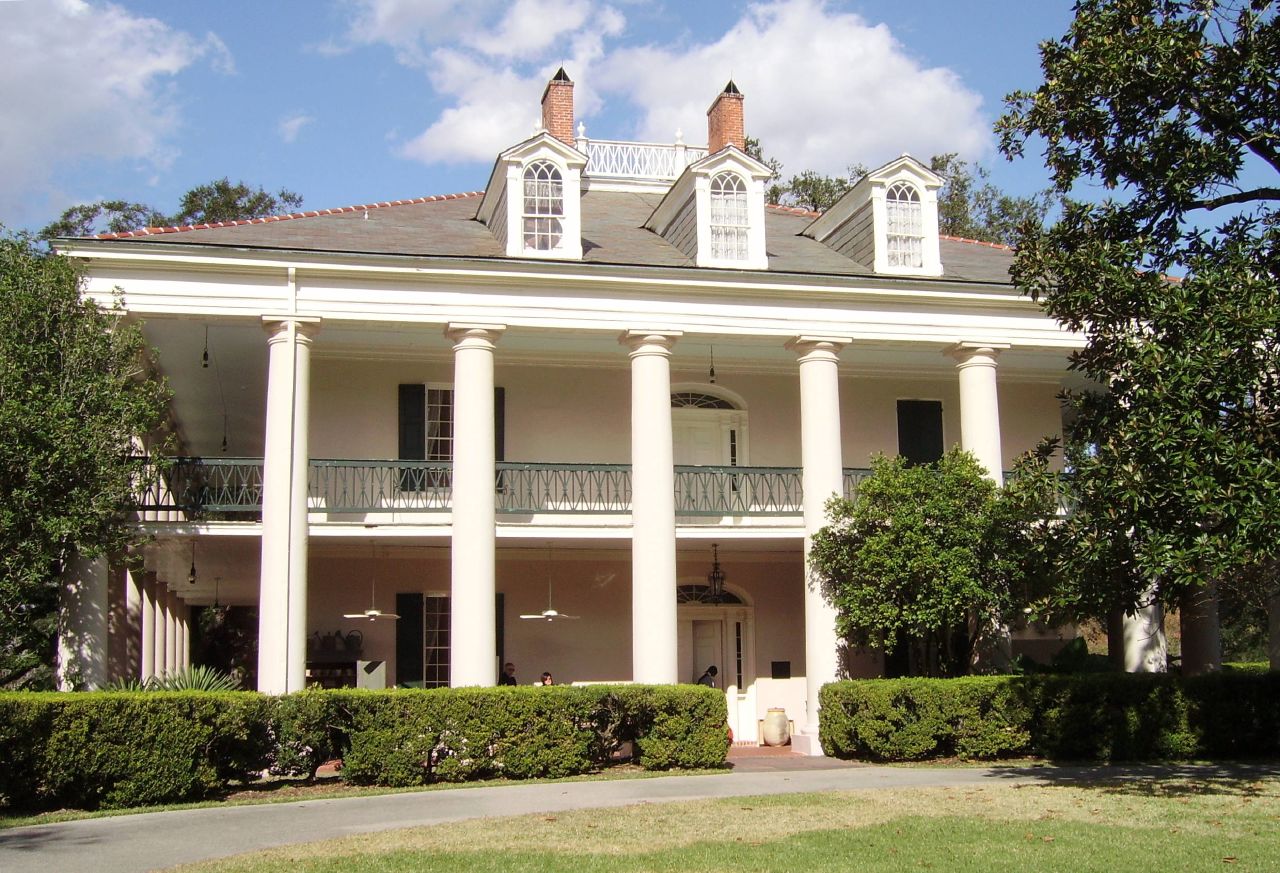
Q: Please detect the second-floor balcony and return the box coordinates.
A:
[134,458,874,521]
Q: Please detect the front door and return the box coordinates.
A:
[673,415,727,466]
[678,604,757,744]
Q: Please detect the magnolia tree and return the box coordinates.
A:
[810,449,1058,677]
[0,234,168,688]
[998,0,1280,671]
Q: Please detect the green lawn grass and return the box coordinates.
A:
[178,777,1280,872]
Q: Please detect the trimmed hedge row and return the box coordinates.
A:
[0,684,727,811]
[819,671,1280,762]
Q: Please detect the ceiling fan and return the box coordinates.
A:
[344,543,400,621]
[521,546,578,621]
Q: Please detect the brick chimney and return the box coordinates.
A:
[706,80,745,153]
[541,67,575,146]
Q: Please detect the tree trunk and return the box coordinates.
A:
[1107,608,1126,670]
[1267,589,1280,672]
[1179,581,1222,675]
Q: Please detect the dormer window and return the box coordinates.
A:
[476,130,585,260]
[709,173,749,260]
[522,160,564,251]
[886,182,923,268]
[800,155,943,277]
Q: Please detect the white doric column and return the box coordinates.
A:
[124,565,143,682]
[788,336,850,755]
[177,600,189,671]
[55,555,110,690]
[258,316,321,694]
[622,330,682,685]
[140,571,157,681]
[154,580,169,678]
[447,323,506,687]
[948,343,1009,484]
[165,589,179,676]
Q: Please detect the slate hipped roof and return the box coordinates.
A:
[85,189,1014,285]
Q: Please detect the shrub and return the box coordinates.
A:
[0,691,273,810]
[820,671,1280,763]
[0,683,729,810]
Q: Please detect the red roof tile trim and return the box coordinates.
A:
[940,234,1012,251]
[766,203,820,218]
[93,192,486,239]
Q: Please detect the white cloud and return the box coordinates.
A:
[0,0,232,224]
[278,112,315,144]
[367,0,987,177]
[596,0,990,176]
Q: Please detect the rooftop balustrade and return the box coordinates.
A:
[579,136,708,181]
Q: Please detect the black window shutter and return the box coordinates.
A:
[395,592,424,687]
[399,384,426,460]
[494,386,505,462]
[897,400,944,466]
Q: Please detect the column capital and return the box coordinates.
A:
[446,323,506,351]
[946,341,1011,367]
[262,315,322,344]
[787,335,851,363]
[620,329,681,358]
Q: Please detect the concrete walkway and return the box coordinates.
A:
[0,759,1271,873]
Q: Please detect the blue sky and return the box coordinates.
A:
[0,0,1076,233]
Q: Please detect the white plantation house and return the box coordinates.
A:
[54,71,1084,753]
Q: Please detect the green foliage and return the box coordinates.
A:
[103,665,240,693]
[743,138,1050,242]
[39,179,303,239]
[336,685,727,786]
[0,692,273,810]
[0,234,169,688]
[811,449,1057,676]
[929,153,1056,245]
[820,670,1280,762]
[0,685,727,811]
[997,0,1280,623]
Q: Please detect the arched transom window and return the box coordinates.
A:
[676,584,743,604]
[886,182,923,268]
[523,160,564,251]
[671,392,737,409]
[709,172,748,261]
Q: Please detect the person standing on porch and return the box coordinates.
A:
[696,665,718,687]
[498,662,518,686]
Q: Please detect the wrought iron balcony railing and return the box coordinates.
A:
[134,458,877,520]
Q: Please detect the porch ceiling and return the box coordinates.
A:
[141,315,1086,458]
[144,532,801,607]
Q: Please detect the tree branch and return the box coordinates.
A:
[1191,187,1280,210]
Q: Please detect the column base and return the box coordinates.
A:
[790,729,826,757]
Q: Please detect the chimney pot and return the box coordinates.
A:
[541,67,575,147]
[706,80,745,153]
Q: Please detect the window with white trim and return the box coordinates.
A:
[886,182,923,268]
[425,387,453,462]
[709,172,748,260]
[522,160,564,251]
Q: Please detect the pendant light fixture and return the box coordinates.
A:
[709,345,717,384]
[706,543,725,602]
[201,326,209,368]
[187,540,198,586]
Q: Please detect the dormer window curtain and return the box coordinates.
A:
[886,181,923,269]
[709,172,749,261]
[522,160,564,252]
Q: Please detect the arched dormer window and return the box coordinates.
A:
[709,172,748,261]
[886,182,923,268]
[523,160,564,251]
